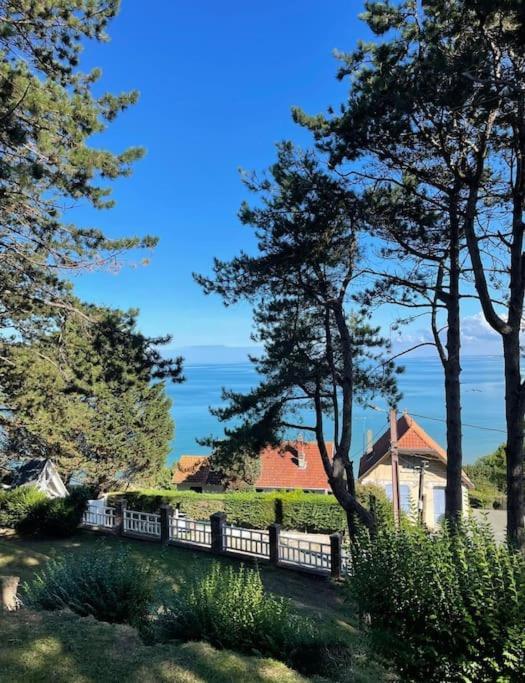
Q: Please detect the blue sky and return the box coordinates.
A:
[69,1,498,360]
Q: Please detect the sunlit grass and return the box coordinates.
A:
[0,530,395,682]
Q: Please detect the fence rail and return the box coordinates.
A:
[224,525,270,557]
[82,503,344,578]
[341,550,351,576]
[278,534,331,572]
[124,510,161,537]
[82,505,116,529]
[169,517,211,547]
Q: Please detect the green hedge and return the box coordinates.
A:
[107,485,388,534]
[0,485,89,537]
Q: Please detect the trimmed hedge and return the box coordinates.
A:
[108,485,388,534]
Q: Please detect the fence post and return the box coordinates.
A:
[160,504,173,546]
[269,523,280,565]
[210,511,226,554]
[330,532,342,579]
[114,498,127,536]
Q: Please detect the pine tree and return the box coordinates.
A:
[0,1,153,339]
[196,144,400,533]
[0,303,183,491]
[295,0,525,547]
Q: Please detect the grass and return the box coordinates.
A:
[0,529,394,682]
[0,609,306,683]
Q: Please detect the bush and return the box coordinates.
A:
[24,545,156,628]
[16,489,89,537]
[347,519,525,682]
[223,492,276,528]
[468,480,506,509]
[0,486,48,528]
[108,485,390,534]
[157,562,347,677]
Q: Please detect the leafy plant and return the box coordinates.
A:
[16,489,89,538]
[157,562,347,677]
[347,519,525,681]
[0,486,48,528]
[24,545,156,628]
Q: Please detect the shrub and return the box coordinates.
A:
[16,489,88,537]
[278,491,345,532]
[24,545,156,628]
[223,492,275,528]
[108,486,389,534]
[0,486,48,528]
[347,519,525,682]
[157,562,347,676]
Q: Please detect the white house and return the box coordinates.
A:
[10,458,68,498]
[358,411,474,528]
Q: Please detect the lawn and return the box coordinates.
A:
[0,530,393,682]
[1,609,306,683]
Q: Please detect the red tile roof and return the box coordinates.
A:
[358,413,473,488]
[255,441,333,491]
[172,455,221,486]
[173,441,333,492]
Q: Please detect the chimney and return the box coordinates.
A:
[366,429,373,455]
[296,434,306,469]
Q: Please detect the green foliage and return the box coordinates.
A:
[0,1,154,340]
[16,488,89,538]
[466,444,507,509]
[108,486,390,533]
[24,545,156,628]
[0,486,48,528]
[195,142,401,531]
[347,519,525,682]
[157,562,347,677]
[0,304,183,491]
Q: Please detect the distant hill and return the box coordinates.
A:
[166,345,263,365]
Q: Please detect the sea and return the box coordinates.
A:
[166,355,506,468]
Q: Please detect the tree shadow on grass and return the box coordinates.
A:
[0,609,308,683]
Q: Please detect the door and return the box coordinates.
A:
[433,487,446,526]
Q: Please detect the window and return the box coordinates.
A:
[384,484,411,512]
[433,486,445,525]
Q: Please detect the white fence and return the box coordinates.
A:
[224,524,270,557]
[82,504,116,529]
[123,510,161,538]
[278,534,331,572]
[81,504,344,577]
[169,517,211,547]
[341,550,351,576]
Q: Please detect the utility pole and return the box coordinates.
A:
[389,407,401,527]
[416,461,428,525]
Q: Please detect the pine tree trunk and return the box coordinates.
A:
[444,239,463,521]
[503,333,525,549]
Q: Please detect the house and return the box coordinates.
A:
[172,438,333,494]
[172,455,224,493]
[8,458,68,499]
[358,411,474,528]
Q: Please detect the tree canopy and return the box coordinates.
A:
[196,143,401,530]
[0,303,183,490]
[0,0,154,341]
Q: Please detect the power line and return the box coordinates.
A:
[366,403,506,435]
[408,411,506,434]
